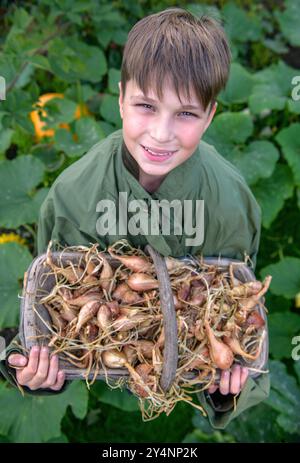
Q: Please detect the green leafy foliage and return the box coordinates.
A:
[219,63,256,105]
[276,124,300,186]
[251,165,294,228]
[274,0,300,47]
[90,381,140,412]
[48,38,107,83]
[267,312,300,359]
[249,61,299,115]
[266,360,300,435]
[0,243,32,328]
[0,156,49,228]
[54,118,106,157]
[261,257,300,298]
[0,381,88,442]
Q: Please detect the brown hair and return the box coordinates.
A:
[120,7,231,112]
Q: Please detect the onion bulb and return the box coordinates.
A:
[97,304,113,331]
[108,249,153,273]
[223,335,262,360]
[127,273,159,292]
[102,349,127,368]
[99,255,114,292]
[75,300,100,333]
[229,281,263,298]
[204,320,234,370]
[246,311,265,328]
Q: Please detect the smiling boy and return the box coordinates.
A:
[119,77,216,193]
[1,8,269,429]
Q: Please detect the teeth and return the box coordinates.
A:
[144,146,172,156]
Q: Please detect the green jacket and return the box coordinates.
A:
[0,129,269,429]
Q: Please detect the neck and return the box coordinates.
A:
[138,170,166,193]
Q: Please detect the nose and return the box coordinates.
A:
[149,115,174,145]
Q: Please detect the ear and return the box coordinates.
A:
[118,82,123,119]
[203,101,217,131]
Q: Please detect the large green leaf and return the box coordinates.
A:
[191,402,282,442]
[274,0,300,46]
[203,113,279,187]
[37,97,78,128]
[249,61,298,114]
[100,94,122,127]
[266,360,300,435]
[276,123,300,186]
[182,427,234,443]
[203,111,253,157]
[288,98,300,115]
[0,129,14,155]
[1,89,35,134]
[48,37,107,83]
[227,141,279,186]
[0,381,88,443]
[267,312,300,359]
[54,117,105,157]
[108,68,121,95]
[187,4,222,21]
[90,381,140,412]
[222,3,263,43]
[294,361,300,383]
[219,63,256,105]
[9,7,32,32]
[92,3,128,48]
[226,403,284,443]
[0,242,32,329]
[260,257,300,299]
[46,434,69,443]
[252,164,294,228]
[31,144,65,172]
[249,83,286,114]
[0,156,48,228]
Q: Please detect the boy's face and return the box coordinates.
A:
[118,79,217,182]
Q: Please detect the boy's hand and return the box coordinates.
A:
[7,346,65,391]
[208,365,248,395]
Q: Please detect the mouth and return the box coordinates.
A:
[141,145,177,162]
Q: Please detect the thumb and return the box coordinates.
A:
[8,354,28,368]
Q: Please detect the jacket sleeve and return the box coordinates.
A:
[196,372,270,429]
[37,195,56,255]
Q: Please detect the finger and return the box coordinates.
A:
[219,369,230,395]
[230,365,241,395]
[208,384,218,394]
[50,370,65,391]
[39,354,59,389]
[241,367,249,389]
[8,354,27,369]
[17,346,40,385]
[27,346,50,389]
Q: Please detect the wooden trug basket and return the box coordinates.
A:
[20,245,268,392]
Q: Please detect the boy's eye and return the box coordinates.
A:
[135,104,197,118]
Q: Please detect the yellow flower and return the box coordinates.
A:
[0,233,26,245]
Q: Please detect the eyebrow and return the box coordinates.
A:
[130,95,202,111]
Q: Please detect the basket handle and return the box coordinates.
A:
[145,244,178,392]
